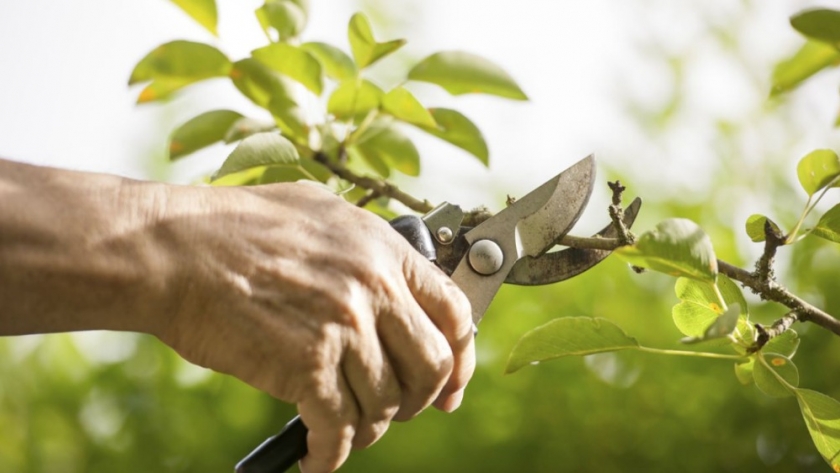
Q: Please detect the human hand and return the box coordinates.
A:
[155,182,476,473]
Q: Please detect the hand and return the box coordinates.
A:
[156,182,476,473]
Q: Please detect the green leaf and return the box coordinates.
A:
[255,0,307,42]
[797,149,840,196]
[745,214,782,242]
[267,96,308,142]
[229,58,297,109]
[616,219,718,282]
[252,43,323,95]
[168,110,244,160]
[259,156,331,184]
[381,87,437,128]
[209,166,266,187]
[212,132,299,180]
[169,0,218,36]
[129,41,232,103]
[771,40,840,95]
[259,166,311,184]
[223,117,277,144]
[301,42,357,80]
[672,276,746,339]
[681,304,740,344]
[349,122,420,177]
[795,389,840,470]
[327,79,383,120]
[791,9,840,45]
[763,330,801,358]
[754,353,799,398]
[505,317,640,374]
[813,204,840,243]
[734,359,754,385]
[347,13,406,68]
[419,108,489,166]
[408,51,528,100]
[705,303,742,338]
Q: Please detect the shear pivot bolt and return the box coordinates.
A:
[468,239,504,275]
[436,226,454,243]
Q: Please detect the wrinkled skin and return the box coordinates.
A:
[0,159,476,473]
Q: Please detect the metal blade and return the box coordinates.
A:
[505,197,642,285]
[450,155,597,323]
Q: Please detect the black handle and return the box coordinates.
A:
[235,415,307,473]
[235,216,437,473]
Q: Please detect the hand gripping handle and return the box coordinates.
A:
[234,216,437,473]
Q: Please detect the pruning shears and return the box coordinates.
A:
[235,155,642,472]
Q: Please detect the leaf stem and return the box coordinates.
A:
[787,196,812,245]
[712,282,729,312]
[637,346,747,361]
[787,174,840,244]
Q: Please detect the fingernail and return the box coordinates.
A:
[472,323,479,338]
[443,389,464,413]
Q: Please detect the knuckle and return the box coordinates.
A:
[352,418,391,450]
[442,283,473,330]
[397,347,454,421]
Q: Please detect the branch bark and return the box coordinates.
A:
[313,152,434,213]
[555,236,840,338]
[717,260,840,338]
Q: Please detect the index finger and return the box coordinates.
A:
[403,256,476,412]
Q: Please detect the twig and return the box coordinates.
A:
[717,260,840,338]
[560,234,624,251]
[755,220,785,283]
[355,190,381,208]
[608,181,635,246]
[748,311,799,353]
[554,237,840,338]
[313,152,434,213]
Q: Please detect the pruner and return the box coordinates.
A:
[235,155,642,473]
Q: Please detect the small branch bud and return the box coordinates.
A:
[748,311,799,353]
[754,219,785,284]
[607,181,635,246]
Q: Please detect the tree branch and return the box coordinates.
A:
[311,157,840,341]
[554,226,840,340]
[313,152,434,213]
[355,190,381,208]
[748,311,798,353]
[717,260,840,338]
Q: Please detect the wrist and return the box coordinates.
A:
[0,160,181,336]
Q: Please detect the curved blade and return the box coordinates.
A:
[451,155,597,323]
[506,197,642,286]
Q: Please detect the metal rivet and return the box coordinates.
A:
[436,226,454,243]
[468,239,504,275]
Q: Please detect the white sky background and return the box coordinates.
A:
[1,0,840,225]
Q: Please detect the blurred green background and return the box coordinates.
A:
[2,0,840,472]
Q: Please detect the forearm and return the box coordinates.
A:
[0,158,176,335]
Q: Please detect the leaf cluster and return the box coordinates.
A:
[131,0,527,214]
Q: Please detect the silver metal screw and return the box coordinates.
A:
[468,239,504,275]
[436,226,454,243]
